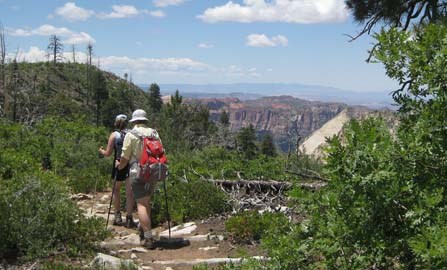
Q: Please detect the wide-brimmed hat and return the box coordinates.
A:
[115,114,127,121]
[129,109,148,123]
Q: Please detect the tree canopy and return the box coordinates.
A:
[345,0,447,38]
[148,83,163,113]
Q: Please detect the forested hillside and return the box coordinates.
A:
[0,61,149,126]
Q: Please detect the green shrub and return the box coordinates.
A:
[225,211,290,244]
[0,171,109,259]
[0,118,111,194]
[34,117,110,193]
[0,121,41,178]
[151,179,230,225]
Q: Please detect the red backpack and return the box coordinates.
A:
[131,130,168,183]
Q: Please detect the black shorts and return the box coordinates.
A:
[111,163,129,181]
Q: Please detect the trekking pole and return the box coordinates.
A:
[106,173,118,228]
[162,175,171,239]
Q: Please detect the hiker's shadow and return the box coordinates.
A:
[155,237,190,250]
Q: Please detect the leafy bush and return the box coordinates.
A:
[0,122,41,178]
[0,171,109,259]
[0,118,111,194]
[226,211,290,244]
[34,117,110,193]
[151,179,230,225]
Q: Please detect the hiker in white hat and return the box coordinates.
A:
[116,109,162,249]
[99,114,136,228]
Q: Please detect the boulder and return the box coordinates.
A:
[89,253,137,270]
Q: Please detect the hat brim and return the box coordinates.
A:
[129,117,148,123]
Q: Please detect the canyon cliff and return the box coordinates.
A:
[186,95,375,151]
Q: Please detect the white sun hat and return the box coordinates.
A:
[115,114,127,121]
[129,109,148,122]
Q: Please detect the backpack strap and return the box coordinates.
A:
[129,129,160,141]
[129,129,145,140]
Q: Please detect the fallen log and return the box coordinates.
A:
[204,179,326,190]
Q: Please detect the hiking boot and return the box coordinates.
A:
[125,215,137,228]
[113,211,123,225]
[142,237,156,249]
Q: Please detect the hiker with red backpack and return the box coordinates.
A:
[116,109,168,249]
[99,114,136,228]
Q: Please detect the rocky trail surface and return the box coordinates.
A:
[74,191,265,270]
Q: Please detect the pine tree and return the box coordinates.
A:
[9,60,19,122]
[85,43,94,107]
[148,83,163,113]
[93,70,109,127]
[345,0,447,38]
[237,124,258,160]
[0,23,5,117]
[261,133,276,157]
[47,35,64,64]
[170,90,182,110]
[220,110,230,126]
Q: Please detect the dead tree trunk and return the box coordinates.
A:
[0,23,6,117]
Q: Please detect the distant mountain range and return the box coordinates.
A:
[138,83,395,109]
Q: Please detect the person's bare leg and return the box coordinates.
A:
[113,181,122,212]
[137,196,155,248]
[136,196,151,232]
[125,177,134,215]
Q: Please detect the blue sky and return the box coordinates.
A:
[0,0,397,92]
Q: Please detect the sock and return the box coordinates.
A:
[144,230,152,239]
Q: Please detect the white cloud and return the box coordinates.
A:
[98,5,141,19]
[64,32,95,45]
[55,2,94,21]
[11,47,208,72]
[14,46,47,62]
[150,10,166,18]
[198,0,348,24]
[11,46,88,63]
[246,34,288,47]
[10,28,33,37]
[153,0,186,8]
[53,3,162,21]
[9,24,95,45]
[272,35,288,46]
[101,56,209,73]
[216,65,260,77]
[12,47,262,81]
[198,42,214,49]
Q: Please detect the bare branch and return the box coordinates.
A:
[285,170,329,182]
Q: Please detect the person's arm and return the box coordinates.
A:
[99,132,115,157]
[117,157,129,170]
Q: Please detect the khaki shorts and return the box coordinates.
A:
[131,179,158,200]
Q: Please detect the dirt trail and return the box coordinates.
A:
[75,190,264,270]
